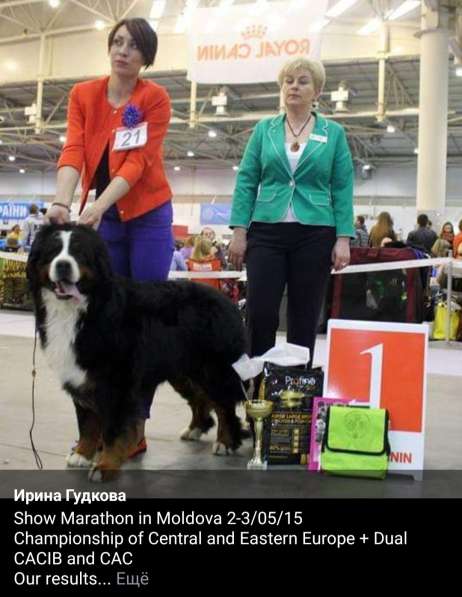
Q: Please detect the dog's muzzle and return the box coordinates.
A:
[50,259,84,302]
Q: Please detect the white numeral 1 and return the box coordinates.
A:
[360,343,383,408]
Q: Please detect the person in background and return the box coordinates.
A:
[439,221,454,245]
[201,226,227,269]
[170,241,187,271]
[5,224,22,252]
[351,215,368,247]
[452,219,462,257]
[187,237,222,290]
[46,17,174,456]
[406,213,437,253]
[21,204,44,250]
[180,235,195,260]
[368,212,396,248]
[228,57,354,366]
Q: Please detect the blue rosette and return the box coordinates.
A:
[122,104,143,128]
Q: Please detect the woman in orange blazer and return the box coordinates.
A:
[47,18,174,453]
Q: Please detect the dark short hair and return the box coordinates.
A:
[356,215,365,225]
[108,18,158,68]
[29,204,38,215]
[417,214,429,227]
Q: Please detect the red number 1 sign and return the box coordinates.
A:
[324,320,428,479]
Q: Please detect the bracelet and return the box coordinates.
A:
[51,202,71,212]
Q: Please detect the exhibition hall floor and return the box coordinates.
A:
[1,309,461,498]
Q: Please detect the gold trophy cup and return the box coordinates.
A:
[245,399,273,470]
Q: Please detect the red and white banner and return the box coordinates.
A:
[324,320,428,480]
[187,0,329,84]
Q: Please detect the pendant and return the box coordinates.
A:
[290,142,300,152]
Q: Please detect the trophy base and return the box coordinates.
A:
[247,459,268,470]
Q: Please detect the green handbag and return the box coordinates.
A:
[321,405,390,479]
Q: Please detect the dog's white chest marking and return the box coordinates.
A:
[42,288,88,389]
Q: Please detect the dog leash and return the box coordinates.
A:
[30,326,43,470]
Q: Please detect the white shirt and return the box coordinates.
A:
[279,143,306,223]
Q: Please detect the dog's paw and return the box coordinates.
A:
[180,426,203,441]
[212,442,231,456]
[66,451,93,468]
[88,465,119,483]
[88,466,103,482]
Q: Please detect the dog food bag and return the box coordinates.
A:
[261,363,324,465]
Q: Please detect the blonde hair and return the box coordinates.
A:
[278,57,326,93]
[191,237,213,261]
[369,212,395,248]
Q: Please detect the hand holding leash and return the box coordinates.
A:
[47,202,71,224]
[79,203,104,230]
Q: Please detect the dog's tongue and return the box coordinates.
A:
[56,282,83,302]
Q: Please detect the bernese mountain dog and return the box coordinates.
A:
[26,223,247,481]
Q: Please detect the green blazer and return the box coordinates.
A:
[230,113,354,237]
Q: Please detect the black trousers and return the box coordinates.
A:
[246,222,336,364]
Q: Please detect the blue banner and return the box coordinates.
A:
[200,204,231,226]
[0,201,44,221]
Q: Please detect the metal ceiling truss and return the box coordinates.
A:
[1,2,462,171]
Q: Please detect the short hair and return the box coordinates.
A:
[417,214,429,227]
[356,215,365,225]
[277,57,326,93]
[108,18,158,68]
[29,204,38,215]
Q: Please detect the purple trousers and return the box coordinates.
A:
[99,202,174,281]
[99,202,174,418]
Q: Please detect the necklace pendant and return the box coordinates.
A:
[290,141,300,152]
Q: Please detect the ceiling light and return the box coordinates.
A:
[59,135,66,143]
[94,20,105,31]
[386,124,396,133]
[456,67,462,77]
[0,139,3,145]
[19,168,26,174]
[326,0,360,19]
[187,150,195,157]
[208,130,217,138]
[48,0,60,8]
[174,165,181,171]
[387,1,420,21]
[232,165,239,171]
[8,155,16,162]
[357,18,381,36]
[309,18,330,33]
[414,147,419,154]
[362,163,372,171]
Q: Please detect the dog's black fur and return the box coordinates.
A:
[26,223,247,480]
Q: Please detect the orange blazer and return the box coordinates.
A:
[58,76,172,221]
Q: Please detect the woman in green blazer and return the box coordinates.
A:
[228,57,354,363]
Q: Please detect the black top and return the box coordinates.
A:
[95,145,110,199]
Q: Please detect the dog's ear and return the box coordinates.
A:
[77,224,113,282]
[26,224,57,290]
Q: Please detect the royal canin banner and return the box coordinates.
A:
[187,0,329,84]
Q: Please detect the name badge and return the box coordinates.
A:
[309,133,327,143]
[113,122,148,151]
